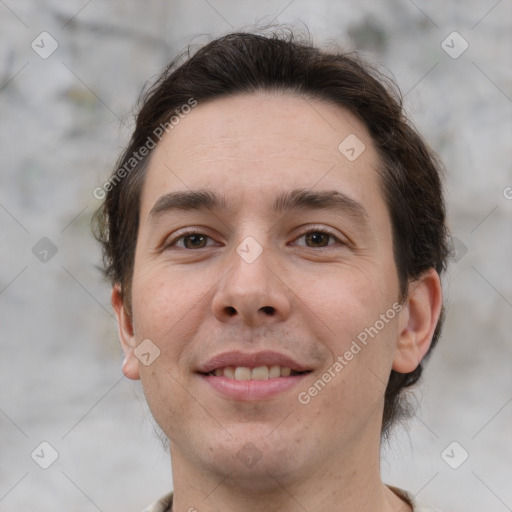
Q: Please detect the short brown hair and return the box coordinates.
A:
[93,29,450,436]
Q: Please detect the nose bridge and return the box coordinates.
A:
[211,233,291,326]
[231,235,272,293]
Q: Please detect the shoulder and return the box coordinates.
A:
[141,492,173,512]
[142,489,443,512]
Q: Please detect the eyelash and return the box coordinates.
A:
[165,227,344,250]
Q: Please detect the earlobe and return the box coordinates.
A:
[111,285,141,380]
[392,269,443,374]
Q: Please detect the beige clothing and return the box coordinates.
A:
[142,486,442,511]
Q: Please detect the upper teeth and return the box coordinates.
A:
[213,365,293,380]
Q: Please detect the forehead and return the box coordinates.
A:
[140,92,384,219]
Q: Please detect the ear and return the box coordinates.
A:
[112,285,140,380]
[392,268,443,373]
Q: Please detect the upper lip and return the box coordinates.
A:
[196,350,312,374]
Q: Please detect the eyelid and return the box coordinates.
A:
[291,225,346,247]
[162,227,219,249]
[162,225,348,250]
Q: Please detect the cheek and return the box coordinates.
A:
[130,268,205,436]
[308,262,394,334]
[301,321,399,437]
[130,266,209,406]
[131,265,205,340]
[304,263,399,398]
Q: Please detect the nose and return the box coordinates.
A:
[211,243,292,327]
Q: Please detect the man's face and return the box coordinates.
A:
[119,93,408,483]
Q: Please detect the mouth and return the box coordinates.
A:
[202,365,309,380]
[196,351,313,400]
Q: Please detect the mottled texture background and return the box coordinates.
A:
[1,1,511,511]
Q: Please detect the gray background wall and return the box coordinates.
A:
[1,1,511,511]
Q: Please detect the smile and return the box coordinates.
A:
[206,365,307,380]
[196,350,313,400]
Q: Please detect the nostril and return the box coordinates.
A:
[226,306,237,316]
[261,306,275,315]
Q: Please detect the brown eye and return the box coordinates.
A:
[294,230,342,248]
[166,231,216,250]
[182,234,208,249]
[304,232,331,247]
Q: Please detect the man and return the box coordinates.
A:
[95,30,448,512]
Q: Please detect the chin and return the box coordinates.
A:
[196,427,307,488]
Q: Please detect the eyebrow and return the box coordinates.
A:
[148,188,370,226]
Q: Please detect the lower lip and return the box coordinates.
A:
[200,374,309,401]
